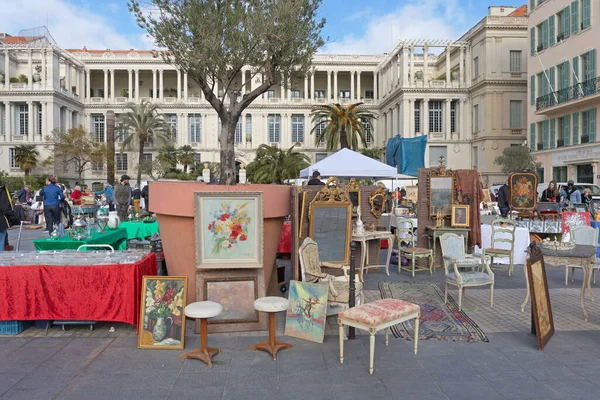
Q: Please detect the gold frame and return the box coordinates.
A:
[138,276,188,350]
[428,156,454,217]
[451,205,470,227]
[348,178,361,217]
[369,188,387,219]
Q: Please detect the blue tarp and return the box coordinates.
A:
[385,136,402,167]
[385,135,427,177]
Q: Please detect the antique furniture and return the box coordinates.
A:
[397,218,434,277]
[368,187,387,218]
[569,226,599,286]
[475,224,530,266]
[522,244,596,321]
[428,156,454,217]
[536,202,561,221]
[426,225,470,267]
[179,301,223,368]
[508,171,538,215]
[338,299,420,374]
[526,243,555,350]
[348,178,361,217]
[440,233,494,310]
[352,230,394,281]
[250,297,292,360]
[298,237,363,316]
[309,177,353,265]
[482,218,516,276]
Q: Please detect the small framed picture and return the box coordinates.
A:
[451,205,470,227]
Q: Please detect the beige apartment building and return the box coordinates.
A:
[0,7,528,185]
[528,0,598,184]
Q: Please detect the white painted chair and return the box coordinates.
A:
[569,226,599,285]
[439,233,481,271]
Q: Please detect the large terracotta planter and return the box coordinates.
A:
[150,181,291,305]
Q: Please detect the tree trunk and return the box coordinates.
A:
[24,169,30,177]
[219,116,237,185]
[184,164,188,174]
[138,140,145,187]
[106,111,116,185]
[340,128,349,149]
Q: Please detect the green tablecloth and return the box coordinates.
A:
[33,227,128,252]
[120,221,160,241]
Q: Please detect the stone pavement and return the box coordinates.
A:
[2,229,600,399]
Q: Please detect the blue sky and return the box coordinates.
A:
[0,0,526,53]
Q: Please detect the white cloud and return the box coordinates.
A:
[344,8,373,22]
[0,0,141,49]
[322,0,471,55]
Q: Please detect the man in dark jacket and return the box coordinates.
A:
[497,181,510,217]
[40,176,65,234]
[307,171,325,186]
[141,184,149,212]
[17,185,30,204]
[0,183,14,252]
[113,175,132,221]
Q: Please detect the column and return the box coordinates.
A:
[4,102,11,139]
[459,45,465,86]
[41,102,47,138]
[66,62,72,94]
[466,46,472,83]
[280,72,285,100]
[357,72,362,101]
[214,78,219,98]
[391,106,397,136]
[373,72,378,100]
[159,69,164,101]
[41,50,47,89]
[350,71,355,100]
[85,69,90,99]
[135,69,140,100]
[310,70,315,100]
[423,99,429,135]
[402,48,409,87]
[333,71,338,101]
[27,50,33,90]
[67,109,73,131]
[110,69,115,100]
[152,69,157,100]
[128,69,133,100]
[3,50,9,90]
[177,69,182,100]
[396,103,401,136]
[103,69,108,101]
[287,82,291,102]
[84,113,90,133]
[445,99,452,140]
[80,68,84,99]
[326,70,331,100]
[405,99,412,138]
[183,72,188,101]
[459,98,465,140]
[446,46,451,86]
[304,75,308,100]
[27,101,34,141]
[409,46,415,87]
[423,46,429,86]
[241,68,246,94]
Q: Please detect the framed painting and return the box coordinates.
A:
[589,199,600,217]
[451,205,470,227]
[138,276,187,350]
[508,172,538,211]
[196,269,266,332]
[572,203,588,213]
[284,280,328,343]
[348,178,361,217]
[482,189,491,203]
[194,192,263,269]
[405,186,418,203]
[429,176,454,216]
[526,244,554,350]
[561,212,590,234]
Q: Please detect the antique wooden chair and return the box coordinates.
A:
[298,237,363,316]
[441,233,494,310]
[395,217,433,278]
[482,218,517,277]
[569,226,599,286]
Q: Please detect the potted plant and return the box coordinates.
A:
[33,65,42,82]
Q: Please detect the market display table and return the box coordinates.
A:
[120,220,160,241]
[474,224,530,265]
[352,231,394,281]
[33,227,128,251]
[0,253,157,327]
[521,245,596,321]
[426,226,469,266]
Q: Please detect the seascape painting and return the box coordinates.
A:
[284,280,328,343]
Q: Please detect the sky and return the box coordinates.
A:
[0,0,526,54]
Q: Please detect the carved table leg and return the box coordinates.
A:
[250,312,292,360]
[180,318,221,368]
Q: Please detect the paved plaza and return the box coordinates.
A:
[1,227,600,399]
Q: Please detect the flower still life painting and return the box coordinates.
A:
[138,276,187,350]
[284,280,328,343]
[195,192,263,268]
[509,172,538,211]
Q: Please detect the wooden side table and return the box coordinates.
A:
[179,301,223,368]
[250,297,292,360]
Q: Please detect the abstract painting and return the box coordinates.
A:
[194,192,263,268]
[138,276,187,350]
[284,280,328,343]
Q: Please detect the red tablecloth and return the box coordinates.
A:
[0,253,157,327]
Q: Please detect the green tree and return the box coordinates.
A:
[129,0,325,184]
[178,145,196,173]
[310,103,376,150]
[156,143,179,172]
[13,144,40,176]
[361,147,384,161]
[117,100,171,185]
[45,126,107,183]
[246,144,310,184]
[494,146,542,174]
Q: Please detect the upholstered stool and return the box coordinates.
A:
[179,301,223,368]
[250,296,293,360]
[338,299,420,374]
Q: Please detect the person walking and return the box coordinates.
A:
[307,171,325,186]
[113,175,132,221]
[17,185,31,205]
[95,182,114,211]
[497,181,510,217]
[141,184,150,212]
[132,184,141,213]
[40,176,64,235]
[0,181,14,252]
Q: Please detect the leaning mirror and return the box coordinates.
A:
[369,189,386,219]
[348,178,361,217]
[429,176,454,216]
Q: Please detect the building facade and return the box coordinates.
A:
[0,7,528,186]
[528,0,598,185]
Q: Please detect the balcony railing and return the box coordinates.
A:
[535,76,600,111]
[556,32,565,42]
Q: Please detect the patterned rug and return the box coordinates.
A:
[379,282,489,342]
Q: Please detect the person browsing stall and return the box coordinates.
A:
[40,176,65,234]
[560,180,581,206]
[497,181,510,217]
[71,185,83,205]
[17,185,31,205]
[113,175,132,221]
[541,181,560,203]
[95,182,114,211]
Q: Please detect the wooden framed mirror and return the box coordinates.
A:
[369,188,387,219]
[428,156,454,216]
[309,177,353,265]
[348,178,361,217]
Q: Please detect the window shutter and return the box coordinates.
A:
[564,6,571,37]
[530,75,536,105]
[530,123,536,151]
[590,49,596,80]
[563,61,570,90]
[573,56,579,85]
[591,108,597,142]
[530,27,536,56]
[542,20,549,50]
[543,70,549,96]
[530,0,535,13]
[549,67,555,92]
[582,0,591,29]
[550,119,556,148]
[573,112,579,145]
[549,16,556,46]
[564,115,571,145]
[571,1,579,33]
[542,120,549,149]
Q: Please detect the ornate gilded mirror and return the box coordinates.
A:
[428,156,454,216]
[369,188,387,219]
[309,177,352,265]
[348,178,361,217]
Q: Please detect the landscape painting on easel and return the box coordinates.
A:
[284,280,328,343]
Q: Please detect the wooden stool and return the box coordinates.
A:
[179,301,223,368]
[250,297,292,360]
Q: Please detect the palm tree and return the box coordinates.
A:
[14,144,40,176]
[117,100,171,185]
[156,144,179,172]
[178,145,196,173]
[361,147,384,161]
[310,103,376,150]
[247,144,310,184]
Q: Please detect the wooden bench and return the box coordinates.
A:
[337,299,420,374]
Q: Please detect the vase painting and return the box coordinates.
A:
[508,172,538,211]
[195,192,264,268]
[138,276,187,350]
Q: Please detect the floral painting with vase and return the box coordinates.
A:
[138,276,187,350]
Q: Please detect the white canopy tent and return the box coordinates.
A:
[299,148,404,178]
